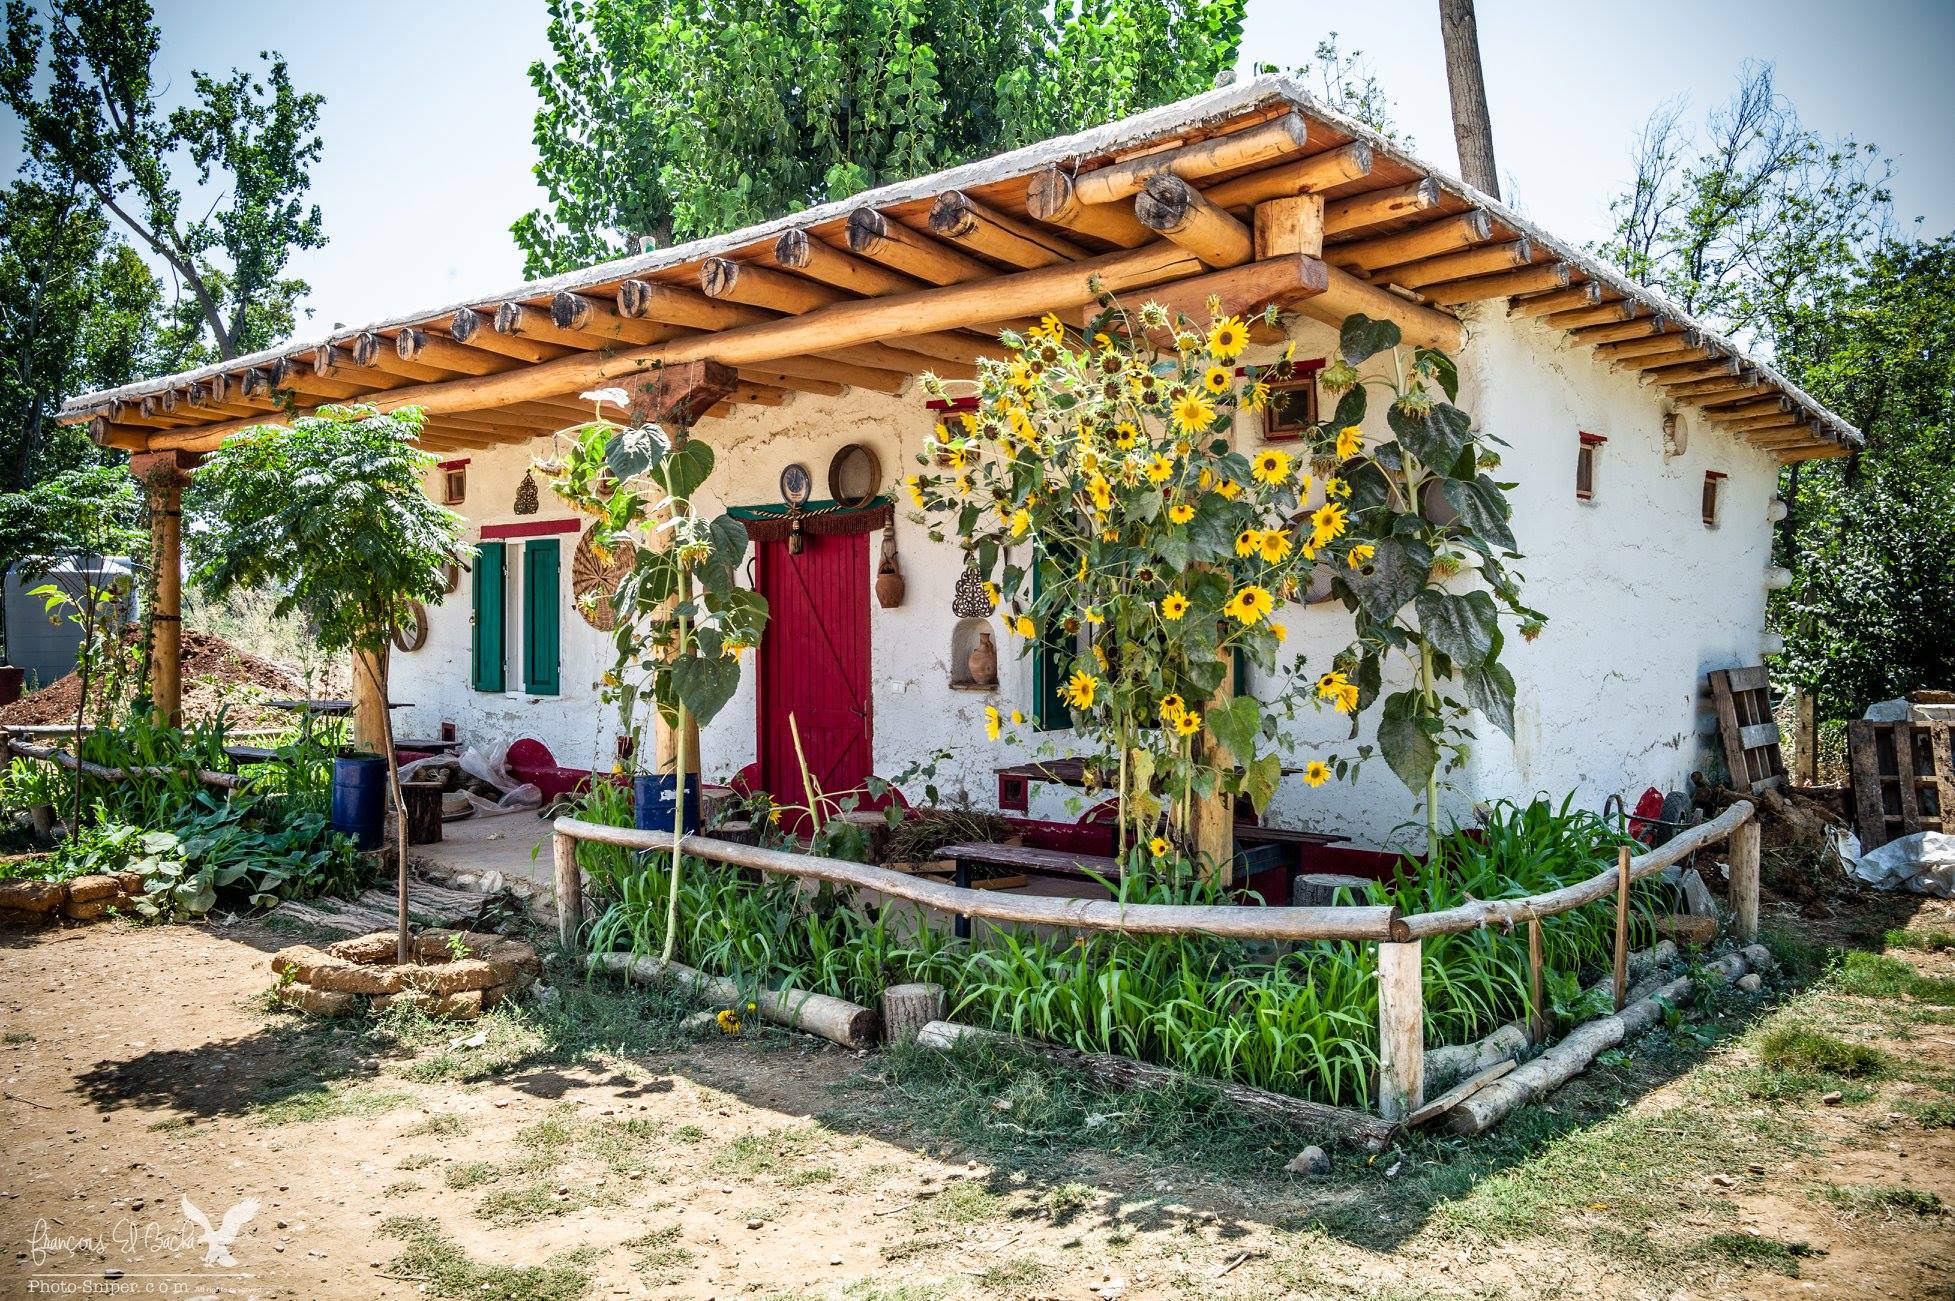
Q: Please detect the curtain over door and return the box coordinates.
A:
[755,530,871,821]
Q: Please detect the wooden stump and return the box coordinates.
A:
[1728,819,1761,941]
[1292,872,1373,907]
[401,780,445,846]
[882,983,945,1047]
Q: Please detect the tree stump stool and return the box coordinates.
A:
[882,983,945,1047]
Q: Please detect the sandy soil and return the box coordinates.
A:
[3,906,1954,1300]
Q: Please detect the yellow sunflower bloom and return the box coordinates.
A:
[1009,710,1025,726]
[983,580,1000,607]
[1091,643,1108,671]
[906,476,925,509]
[1347,543,1375,569]
[1326,475,1352,501]
[1146,454,1174,484]
[1216,479,1242,500]
[1258,530,1292,564]
[1149,836,1173,859]
[1235,528,1263,558]
[1251,448,1291,485]
[1063,671,1099,709]
[1335,425,1363,460]
[1085,606,1104,624]
[1158,693,1186,722]
[984,706,1002,742]
[1303,760,1330,787]
[1172,392,1215,434]
[1225,585,1274,625]
[1244,380,1271,412]
[1172,709,1201,737]
[1207,316,1248,360]
[1317,670,1360,714]
[1014,614,1036,638]
[1168,502,1195,525]
[1087,477,1113,513]
[1010,508,1030,538]
[1202,366,1231,395]
[1114,421,1140,449]
[1198,467,1215,490]
[1160,592,1190,621]
[1311,500,1348,547]
[1271,622,1288,644]
[1296,468,1314,495]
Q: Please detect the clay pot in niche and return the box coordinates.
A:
[967,630,998,687]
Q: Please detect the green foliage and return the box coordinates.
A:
[188,406,463,659]
[0,0,326,362]
[514,0,1245,275]
[1833,950,1955,1005]
[1754,1025,1889,1079]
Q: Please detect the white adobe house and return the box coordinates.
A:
[64,76,1854,853]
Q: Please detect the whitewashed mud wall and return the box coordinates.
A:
[390,309,1782,849]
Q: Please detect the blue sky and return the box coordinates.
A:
[6,0,1951,337]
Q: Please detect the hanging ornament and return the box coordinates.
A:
[874,523,905,608]
[514,468,540,515]
[951,565,990,618]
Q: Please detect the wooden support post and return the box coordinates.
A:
[1253,194,1324,259]
[553,830,582,953]
[1612,844,1632,1012]
[1527,917,1546,1044]
[1729,819,1761,942]
[1377,939,1425,1122]
[129,450,192,725]
[352,645,389,756]
[1794,688,1818,785]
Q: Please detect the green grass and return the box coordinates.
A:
[709,1122,828,1176]
[379,1215,593,1301]
[474,1179,620,1226]
[401,1113,468,1137]
[1834,951,1955,1005]
[381,1179,421,1197]
[1754,1025,1890,1078]
[626,1225,695,1283]
[249,1082,412,1126]
[396,1153,437,1171]
[920,1179,1008,1226]
[974,1257,1051,1291]
[443,1160,504,1190]
[1701,1231,1810,1276]
[1822,1183,1946,1220]
[1900,1097,1955,1127]
[1883,927,1955,952]
[3,1031,36,1044]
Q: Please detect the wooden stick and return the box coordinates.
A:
[1572,316,1668,346]
[1402,1058,1514,1129]
[1612,845,1631,1013]
[553,830,582,953]
[1527,917,1545,1043]
[701,258,845,314]
[1729,819,1761,941]
[1025,167,1154,248]
[1376,940,1424,1122]
[1202,141,1373,210]
[1593,330,1702,361]
[449,308,569,364]
[915,1019,1395,1146]
[771,228,922,296]
[1134,174,1254,267]
[1073,112,1310,206]
[846,208,994,285]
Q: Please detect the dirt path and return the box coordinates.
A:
[3,905,1954,1300]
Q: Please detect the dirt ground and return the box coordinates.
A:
[4,895,1955,1301]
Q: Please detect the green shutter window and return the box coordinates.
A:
[522,538,561,696]
[470,541,505,692]
[1031,550,1071,731]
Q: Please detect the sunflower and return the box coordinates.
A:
[1009,709,1025,726]
[1202,366,1231,395]
[1160,591,1190,621]
[1326,475,1352,500]
[1158,693,1186,722]
[1234,528,1263,558]
[1216,479,1242,500]
[1087,477,1113,512]
[1014,614,1036,638]
[1303,760,1331,787]
[906,476,926,509]
[1149,836,1173,859]
[1311,500,1348,547]
[1063,670,1099,709]
[1296,468,1314,495]
[1243,380,1270,412]
[1113,421,1140,449]
[1171,392,1215,434]
[982,580,1000,608]
[1347,543,1375,569]
[1010,508,1030,538]
[1145,454,1175,484]
[1317,670,1360,713]
[1168,502,1195,525]
[1251,447,1291,485]
[1207,315,1248,360]
[1335,425,1364,460]
[984,706,1002,742]
[715,1009,742,1034]
[1271,622,1288,644]
[1172,709,1201,737]
[1225,585,1274,625]
[1258,530,1293,564]
[1084,606,1103,625]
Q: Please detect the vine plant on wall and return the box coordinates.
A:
[908,302,1538,868]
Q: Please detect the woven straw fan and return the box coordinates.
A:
[572,523,634,631]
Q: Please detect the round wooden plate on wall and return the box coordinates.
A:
[572,522,634,631]
[827,443,882,510]
[391,600,429,652]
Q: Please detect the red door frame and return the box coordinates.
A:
[753,530,872,816]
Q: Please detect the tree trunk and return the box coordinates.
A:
[1437,0,1501,198]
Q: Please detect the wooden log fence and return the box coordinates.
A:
[4,735,242,790]
[552,798,1758,1127]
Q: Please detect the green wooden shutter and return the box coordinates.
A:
[522,538,561,696]
[471,541,505,692]
[1031,550,1071,731]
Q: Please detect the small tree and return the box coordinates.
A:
[189,405,461,962]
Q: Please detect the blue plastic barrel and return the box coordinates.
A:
[331,755,389,850]
[633,773,701,834]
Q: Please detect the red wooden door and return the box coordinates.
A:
[756,530,872,822]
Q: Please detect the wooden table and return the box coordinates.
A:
[935,841,1123,938]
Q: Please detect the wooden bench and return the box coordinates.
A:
[934,841,1123,938]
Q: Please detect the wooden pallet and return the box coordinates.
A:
[1846,720,1954,850]
[1708,666,1786,793]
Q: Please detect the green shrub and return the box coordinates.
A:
[1885,928,1955,952]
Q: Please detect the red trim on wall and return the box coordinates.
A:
[436,457,471,470]
[480,518,581,540]
[925,396,979,413]
[1578,431,1608,446]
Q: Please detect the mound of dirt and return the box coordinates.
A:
[0,628,307,729]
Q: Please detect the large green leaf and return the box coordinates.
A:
[1439,474,1517,552]
[1244,751,1283,816]
[1331,385,1367,430]
[1206,695,1261,765]
[1339,314,1401,365]
[1386,401,1472,472]
[658,439,716,500]
[1340,534,1432,621]
[1376,690,1439,792]
[1465,660,1518,738]
[606,424,667,482]
[1415,589,1498,668]
[671,651,740,726]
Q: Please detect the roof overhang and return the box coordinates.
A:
[64,74,1859,463]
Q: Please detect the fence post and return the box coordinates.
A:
[1729,818,1761,941]
[1376,939,1424,1122]
[553,830,583,953]
[1612,844,1631,1012]
[1526,917,1546,1043]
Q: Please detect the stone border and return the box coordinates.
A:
[271,928,539,1020]
[0,872,144,926]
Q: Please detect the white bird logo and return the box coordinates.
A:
[179,1194,259,1267]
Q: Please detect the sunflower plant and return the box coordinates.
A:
[907,299,1367,868]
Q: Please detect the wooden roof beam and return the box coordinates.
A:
[450,307,572,364]
[701,258,848,314]
[1025,168,1153,248]
[928,191,1088,269]
[1666,370,1761,399]
[1544,299,1638,329]
[1202,141,1374,211]
[1134,174,1253,268]
[846,208,994,286]
[1570,315,1669,346]
[1646,357,1742,385]
[771,229,923,297]
[1509,282,1602,316]
[397,327,520,377]
[755,352,907,396]
[1323,179,1442,236]
[1376,237,1531,291]
[1333,210,1494,275]
[496,301,622,351]
[1421,261,1570,305]
[1592,330,1703,362]
[551,291,678,347]
[1073,111,1310,206]
[618,278,775,331]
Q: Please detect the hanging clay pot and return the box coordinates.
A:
[967,630,998,687]
[874,524,905,608]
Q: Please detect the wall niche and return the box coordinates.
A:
[948,618,999,691]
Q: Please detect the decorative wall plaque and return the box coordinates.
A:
[514,468,540,515]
